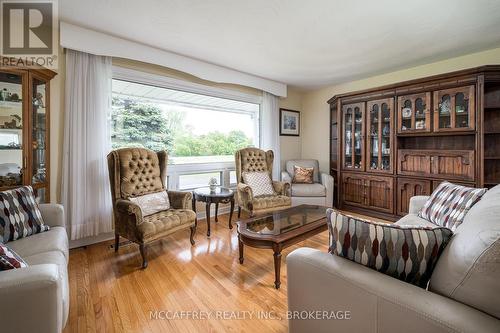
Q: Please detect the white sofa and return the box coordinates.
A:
[0,204,69,333]
[281,159,334,207]
[287,185,500,333]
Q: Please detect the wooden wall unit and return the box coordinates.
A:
[0,65,56,203]
[329,65,500,220]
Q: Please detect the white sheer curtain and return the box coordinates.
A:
[261,91,281,179]
[61,49,113,240]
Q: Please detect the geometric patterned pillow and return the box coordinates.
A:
[242,171,275,197]
[0,242,27,271]
[418,181,487,231]
[327,209,453,288]
[0,186,49,243]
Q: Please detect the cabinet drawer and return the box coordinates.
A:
[397,150,432,176]
[396,178,431,216]
[398,149,474,181]
[432,150,474,181]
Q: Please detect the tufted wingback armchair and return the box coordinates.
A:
[107,148,196,268]
[235,148,291,217]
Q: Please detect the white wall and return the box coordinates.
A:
[278,87,303,172]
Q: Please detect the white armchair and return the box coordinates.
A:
[281,159,334,208]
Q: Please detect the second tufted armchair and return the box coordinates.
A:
[107,148,196,268]
[235,148,291,217]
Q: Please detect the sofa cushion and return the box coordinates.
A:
[327,209,453,288]
[0,186,49,243]
[291,183,326,197]
[0,242,27,270]
[286,159,320,183]
[8,226,69,262]
[292,166,314,184]
[139,209,196,241]
[252,195,291,211]
[394,214,436,228]
[418,181,486,231]
[129,190,170,217]
[429,186,500,318]
[23,250,69,325]
[242,171,275,197]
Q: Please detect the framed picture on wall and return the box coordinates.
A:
[280,108,300,136]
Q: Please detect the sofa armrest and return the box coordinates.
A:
[168,190,193,210]
[237,183,254,204]
[281,171,292,184]
[320,172,334,207]
[38,204,65,228]
[287,248,500,333]
[409,195,430,214]
[115,198,143,223]
[272,180,290,196]
[0,264,64,333]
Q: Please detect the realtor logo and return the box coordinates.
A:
[1,0,58,68]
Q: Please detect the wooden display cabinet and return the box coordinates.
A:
[0,66,56,202]
[330,65,500,220]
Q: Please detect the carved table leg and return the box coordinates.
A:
[205,202,211,237]
[228,197,235,229]
[238,236,244,264]
[215,202,219,222]
[273,244,282,289]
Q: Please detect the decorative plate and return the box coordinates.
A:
[402,107,412,118]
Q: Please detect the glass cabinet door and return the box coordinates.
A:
[342,102,365,170]
[31,76,49,202]
[367,98,393,173]
[397,92,431,133]
[0,71,25,189]
[433,86,475,132]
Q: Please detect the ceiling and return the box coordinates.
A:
[60,0,500,89]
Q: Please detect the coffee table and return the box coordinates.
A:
[237,204,328,289]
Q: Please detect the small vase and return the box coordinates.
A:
[209,184,217,192]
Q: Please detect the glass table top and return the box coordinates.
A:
[243,205,328,236]
[193,186,233,197]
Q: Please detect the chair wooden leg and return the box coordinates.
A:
[238,206,241,218]
[114,233,119,252]
[139,243,148,269]
[190,225,196,245]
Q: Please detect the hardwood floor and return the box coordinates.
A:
[64,212,329,333]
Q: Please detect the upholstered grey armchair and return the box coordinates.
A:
[281,159,334,208]
[107,148,196,268]
[235,147,291,217]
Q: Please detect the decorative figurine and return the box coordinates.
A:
[208,177,218,192]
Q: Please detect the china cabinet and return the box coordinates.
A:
[329,65,500,220]
[0,65,56,202]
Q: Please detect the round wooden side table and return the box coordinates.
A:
[192,186,235,237]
